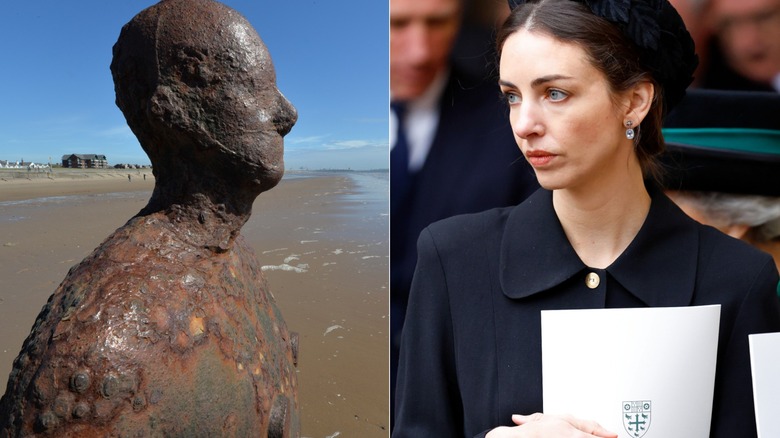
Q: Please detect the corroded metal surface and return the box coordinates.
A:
[0,226,298,436]
[0,0,299,436]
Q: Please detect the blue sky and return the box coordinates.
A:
[0,1,389,170]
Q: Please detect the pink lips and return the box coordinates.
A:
[525,150,556,167]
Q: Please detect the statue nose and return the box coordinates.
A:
[274,91,297,137]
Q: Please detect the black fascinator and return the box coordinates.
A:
[507,0,698,112]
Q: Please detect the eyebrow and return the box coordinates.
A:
[498,74,574,89]
[532,74,573,87]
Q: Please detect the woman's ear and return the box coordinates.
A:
[624,81,654,124]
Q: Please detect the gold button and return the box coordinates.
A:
[585,272,600,289]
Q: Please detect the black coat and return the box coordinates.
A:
[390,68,539,424]
[391,68,538,309]
[394,187,780,438]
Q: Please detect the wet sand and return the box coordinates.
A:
[0,170,389,437]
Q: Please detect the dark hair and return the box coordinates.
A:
[497,0,666,181]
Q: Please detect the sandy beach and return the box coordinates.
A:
[0,169,389,437]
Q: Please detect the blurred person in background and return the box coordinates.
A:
[390,0,538,427]
[699,0,780,91]
[670,0,715,85]
[669,192,780,276]
[663,89,780,284]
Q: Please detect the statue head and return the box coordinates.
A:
[111,0,296,195]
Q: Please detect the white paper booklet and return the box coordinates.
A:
[541,305,721,438]
[749,332,780,438]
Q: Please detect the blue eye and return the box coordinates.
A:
[548,89,567,101]
[503,93,521,105]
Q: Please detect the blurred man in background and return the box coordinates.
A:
[390,0,538,427]
[700,0,780,91]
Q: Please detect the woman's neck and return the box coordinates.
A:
[553,171,651,269]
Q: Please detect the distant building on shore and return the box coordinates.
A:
[0,160,48,170]
[61,154,108,169]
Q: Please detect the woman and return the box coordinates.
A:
[392,0,780,437]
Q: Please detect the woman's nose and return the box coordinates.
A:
[512,102,542,140]
[273,91,297,137]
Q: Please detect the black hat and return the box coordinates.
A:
[661,89,780,197]
[507,0,698,112]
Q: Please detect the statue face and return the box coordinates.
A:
[114,0,297,190]
[201,17,297,186]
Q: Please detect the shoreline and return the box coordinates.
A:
[0,169,155,202]
[0,171,389,437]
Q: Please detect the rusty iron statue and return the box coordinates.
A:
[0,0,299,435]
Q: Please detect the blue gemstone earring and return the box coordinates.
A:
[625,120,635,140]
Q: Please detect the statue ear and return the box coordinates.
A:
[150,85,186,128]
[149,85,224,151]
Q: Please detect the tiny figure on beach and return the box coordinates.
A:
[127,173,131,182]
[0,0,299,436]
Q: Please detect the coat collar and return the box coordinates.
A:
[499,186,699,306]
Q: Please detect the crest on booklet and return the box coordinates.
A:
[623,400,651,438]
